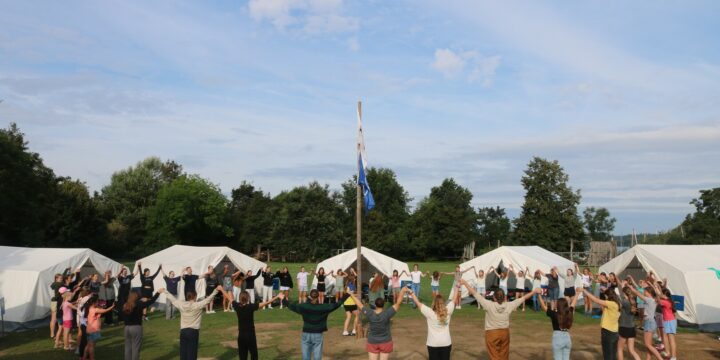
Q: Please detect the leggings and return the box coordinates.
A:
[79,324,88,357]
[238,333,258,360]
[427,345,451,360]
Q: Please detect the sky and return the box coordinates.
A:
[1,0,719,235]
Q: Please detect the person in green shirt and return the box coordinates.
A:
[286,289,349,360]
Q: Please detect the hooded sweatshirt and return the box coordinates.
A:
[474,295,524,330]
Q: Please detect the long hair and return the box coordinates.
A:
[431,294,448,324]
[123,292,139,314]
[556,298,574,330]
[622,286,637,315]
[644,286,656,298]
[238,291,250,306]
[370,274,383,291]
[433,271,440,280]
[604,288,620,308]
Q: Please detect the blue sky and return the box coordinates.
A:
[1,0,719,234]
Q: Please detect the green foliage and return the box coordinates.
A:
[339,168,411,258]
[513,157,584,252]
[97,157,182,254]
[408,178,479,259]
[45,179,108,250]
[583,206,616,242]
[145,175,233,251]
[668,187,720,244]
[228,182,276,254]
[477,206,511,249]
[270,182,344,261]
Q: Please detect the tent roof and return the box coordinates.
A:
[460,246,574,272]
[0,246,107,271]
[314,246,410,280]
[606,245,720,273]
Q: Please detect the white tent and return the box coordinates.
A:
[454,246,576,297]
[312,247,410,290]
[0,246,123,330]
[599,244,720,331]
[132,245,267,302]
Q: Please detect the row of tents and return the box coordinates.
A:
[0,244,718,331]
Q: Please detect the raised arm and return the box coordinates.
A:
[137,263,143,279]
[538,289,548,311]
[569,288,580,308]
[150,265,161,279]
[460,266,476,275]
[582,288,608,307]
[218,288,234,303]
[94,303,116,314]
[507,264,516,275]
[461,279,479,298]
[408,290,423,309]
[197,286,221,307]
[489,266,500,277]
[392,287,409,311]
[259,294,281,309]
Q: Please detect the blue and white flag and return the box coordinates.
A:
[357,103,375,212]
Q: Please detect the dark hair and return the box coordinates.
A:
[556,298,574,330]
[493,288,506,304]
[662,289,677,313]
[238,291,249,306]
[123,292,139,314]
[375,298,385,308]
[644,286,656,298]
[186,292,197,301]
[433,271,440,280]
[309,289,319,303]
[604,288,620,308]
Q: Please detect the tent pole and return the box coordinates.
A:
[356,101,363,299]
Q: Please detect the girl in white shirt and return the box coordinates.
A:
[408,288,457,360]
[475,269,486,307]
[296,267,310,304]
[409,264,427,309]
[430,271,441,298]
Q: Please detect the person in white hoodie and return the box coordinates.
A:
[462,279,540,360]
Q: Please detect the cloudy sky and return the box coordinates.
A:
[1,1,719,234]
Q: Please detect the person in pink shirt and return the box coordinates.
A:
[55,289,77,351]
[84,296,116,360]
[659,288,677,360]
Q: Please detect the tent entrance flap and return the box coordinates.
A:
[346,256,380,285]
[618,256,648,281]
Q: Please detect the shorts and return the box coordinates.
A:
[280,286,290,291]
[50,301,57,313]
[299,285,308,292]
[223,284,233,291]
[63,320,72,329]
[431,285,439,292]
[643,319,657,333]
[548,287,560,300]
[206,287,216,297]
[87,332,102,342]
[663,319,677,334]
[366,341,393,354]
[392,287,401,292]
[619,326,636,338]
[344,305,358,312]
[637,303,645,309]
[317,283,326,292]
[564,287,576,297]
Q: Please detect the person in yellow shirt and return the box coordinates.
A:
[342,273,360,337]
[583,287,621,360]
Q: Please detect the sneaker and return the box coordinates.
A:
[143,316,149,321]
[342,330,349,336]
[457,306,462,309]
[351,330,356,336]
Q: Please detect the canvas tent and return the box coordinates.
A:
[0,246,123,331]
[132,245,267,302]
[312,247,410,291]
[599,244,720,331]
[454,246,576,298]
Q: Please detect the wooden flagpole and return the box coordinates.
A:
[356,101,363,299]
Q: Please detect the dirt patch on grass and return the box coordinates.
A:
[267,318,720,359]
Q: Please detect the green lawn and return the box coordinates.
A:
[0,262,692,359]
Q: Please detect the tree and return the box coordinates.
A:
[408,178,479,259]
[145,175,233,251]
[583,207,616,242]
[477,206,511,249]
[45,179,108,250]
[513,157,584,252]
[0,123,60,246]
[339,168,411,258]
[670,187,720,244]
[98,157,182,255]
[270,182,344,261]
[228,182,276,254]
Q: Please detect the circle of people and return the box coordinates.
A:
[49,262,679,360]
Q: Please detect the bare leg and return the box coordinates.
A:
[618,337,626,360]
[627,338,641,360]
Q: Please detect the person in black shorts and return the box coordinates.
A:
[315,268,327,304]
[217,287,281,360]
[182,267,199,299]
[202,265,219,313]
[138,262,161,321]
[618,282,642,360]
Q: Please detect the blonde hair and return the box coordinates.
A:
[432,294,448,324]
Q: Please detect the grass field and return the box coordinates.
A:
[1,262,718,359]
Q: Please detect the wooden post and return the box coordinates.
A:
[356,101,363,298]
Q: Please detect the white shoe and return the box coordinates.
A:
[457,306,462,309]
[351,330,356,336]
[342,331,349,336]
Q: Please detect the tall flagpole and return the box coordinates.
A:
[356,101,363,298]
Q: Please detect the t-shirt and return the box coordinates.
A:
[89,281,101,294]
[600,301,620,332]
[206,273,218,288]
[391,276,400,288]
[99,278,116,300]
[563,274,576,288]
[232,302,260,334]
[410,271,422,284]
[619,300,635,328]
[87,307,102,333]
[297,272,308,287]
[62,301,74,321]
[546,306,574,331]
[164,276,181,296]
[476,297,524,330]
[547,274,559,289]
[581,274,592,287]
[419,302,455,347]
[335,275,345,289]
[660,299,675,321]
[643,297,656,321]
[183,274,199,295]
[635,286,645,306]
[532,278,542,290]
[344,294,356,306]
[362,307,396,344]
[222,275,233,289]
[499,277,508,289]
[431,277,440,287]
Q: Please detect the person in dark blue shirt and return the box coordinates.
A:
[162,268,181,320]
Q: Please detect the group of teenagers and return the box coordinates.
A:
[47,262,680,360]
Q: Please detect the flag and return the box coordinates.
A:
[357,103,375,212]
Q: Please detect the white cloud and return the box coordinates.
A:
[248,0,358,34]
[432,48,466,77]
[432,48,501,85]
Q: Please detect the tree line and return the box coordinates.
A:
[1,123,717,261]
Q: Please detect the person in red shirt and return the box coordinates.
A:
[84,296,115,360]
[659,288,677,360]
